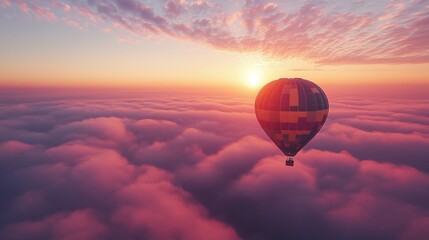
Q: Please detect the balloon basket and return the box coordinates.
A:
[285,157,294,167]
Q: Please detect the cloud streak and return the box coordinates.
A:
[2,0,429,64]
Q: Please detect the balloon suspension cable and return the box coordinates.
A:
[285,156,294,167]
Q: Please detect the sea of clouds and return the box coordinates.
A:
[0,90,428,240]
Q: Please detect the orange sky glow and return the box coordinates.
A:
[0,0,428,96]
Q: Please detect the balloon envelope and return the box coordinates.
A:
[255,78,329,157]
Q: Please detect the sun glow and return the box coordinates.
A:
[246,70,262,89]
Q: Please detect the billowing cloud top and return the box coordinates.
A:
[2,0,429,64]
[0,90,428,239]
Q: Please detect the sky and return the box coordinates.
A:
[0,0,429,240]
[0,0,428,89]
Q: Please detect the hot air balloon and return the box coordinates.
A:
[255,78,329,166]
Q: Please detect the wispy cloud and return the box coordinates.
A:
[2,0,428,64]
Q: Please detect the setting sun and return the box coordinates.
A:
[246,71,262,88]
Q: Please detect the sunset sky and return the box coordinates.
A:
[1,1,429,240]
[1,0,428,89]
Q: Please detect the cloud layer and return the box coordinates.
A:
[0,90,428,239]
[2,0,429,64]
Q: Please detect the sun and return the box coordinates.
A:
[246,71,262,89]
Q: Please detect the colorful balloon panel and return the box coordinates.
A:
[255,78,329,157]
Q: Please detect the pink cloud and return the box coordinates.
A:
[15,0,56,20]
[62,17,84,30]
[321,123,428,145]
[3,0,428,64]
[112,167,241,240]
[17,1,29,12]
[0,0,11,7]
[133,127,230,169]
[178,135,277,189]
[0,140,34,156]
[74,5,97,23]
[70,150,135,194]
[337,117,429,134]
[53,117,135,146]
[133,118,181,141]
[44,143,108,165]
[9,190,48,218]
[400,216,429,240]
[307,97,429,170]
[165,0,185,17]
[51,209,109,240]
[32,5,56,20]
[1,213,64,239]
[51,0,70,12]
[228,149,429,239]
[0,91,428,239]
[1,209,109,240]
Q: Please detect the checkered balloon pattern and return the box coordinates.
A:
[255,78,329,157]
